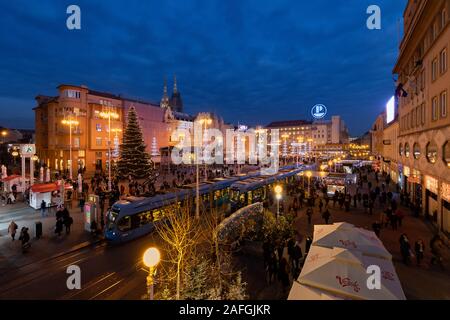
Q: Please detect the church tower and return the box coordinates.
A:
[160,76,170,109]
[169,74,183,113]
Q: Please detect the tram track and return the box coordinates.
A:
[0,242,108,298]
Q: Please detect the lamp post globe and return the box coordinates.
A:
[143,247,161,268]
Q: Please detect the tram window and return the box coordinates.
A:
[117,216,131,232]
[131,215,141,229]
[153,210,162,221]
[138,211,153,227]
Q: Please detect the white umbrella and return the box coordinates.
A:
[46,168,50,182]
[297,245,406,300]
[313,223,392,260]
[288,281,344,300]
[78,173,83,193]
[40,167,44,182]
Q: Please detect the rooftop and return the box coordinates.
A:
[266,120,313,128]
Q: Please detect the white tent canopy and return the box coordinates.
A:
[313,222,392,260]
[296,245,405,300]
[288,281,344,300]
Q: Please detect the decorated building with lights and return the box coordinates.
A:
[393,0,450,233]
[34,84,179,176]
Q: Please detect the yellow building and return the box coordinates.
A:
[393,0,450,233]
[34,84,169,177]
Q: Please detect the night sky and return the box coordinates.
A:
[0,0,406,135]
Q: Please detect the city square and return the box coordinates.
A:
[0,0,449,304]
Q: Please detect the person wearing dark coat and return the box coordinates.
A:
[372,221,382,238]
[63,210,73,234]
[305,236,313,255]
[55,218,64,237]
[322,209,331,224]
[414,239,425,266]
[306,207,313,225]
[292,241,303,271]
[399,234,411,265]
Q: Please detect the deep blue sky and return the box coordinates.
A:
[0,0,406,136]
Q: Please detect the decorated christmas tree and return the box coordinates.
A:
[117,107,156,186]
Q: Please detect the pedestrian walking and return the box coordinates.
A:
[55,218,63,237]
[19,227,30,253]
[40,200,47,217]
[399,234,411,265]
[63,213,73,234]
[306,207,313,225]
[305,236,313,255]
[372,221,382,238]
[395,208,404,227]
[322,208,331,224]
[414,239,425,266]
[8,220,18,241]
[292,241,303,272]
[390,213,398,231]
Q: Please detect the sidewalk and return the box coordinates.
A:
[0,200,100,273]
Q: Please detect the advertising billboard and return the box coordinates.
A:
[386,96,395,124]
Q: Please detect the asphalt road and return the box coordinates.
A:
[0,233,161,300]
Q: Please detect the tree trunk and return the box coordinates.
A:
[176,253,182,300]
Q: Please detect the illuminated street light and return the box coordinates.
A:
[143,247,161,300]
[61,118,79,180]
[274,185,282,219]
[100,110,120,191]
[1,130,7,144]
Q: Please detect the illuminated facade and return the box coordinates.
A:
[34,84,175,176]
[393,0,450,232]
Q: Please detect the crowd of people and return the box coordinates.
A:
[256,164,447,296]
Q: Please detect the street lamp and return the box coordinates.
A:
[274,185,282,219]
[61,118,79,180]
[143,247,161,300]
[1,130,7,144]
[100,109,119,191]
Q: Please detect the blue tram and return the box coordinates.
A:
[229,165,312,211]
[104,166,309,243]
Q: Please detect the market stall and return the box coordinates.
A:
[29,182,73,209]
[1,174,28,193]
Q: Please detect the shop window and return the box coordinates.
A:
[426,141,438,164]
[443,141,450,168]
[404,143,410,158]
[413,143,421,159]
[399,143,403,156]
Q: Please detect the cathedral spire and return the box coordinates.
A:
[160,76,170,109]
